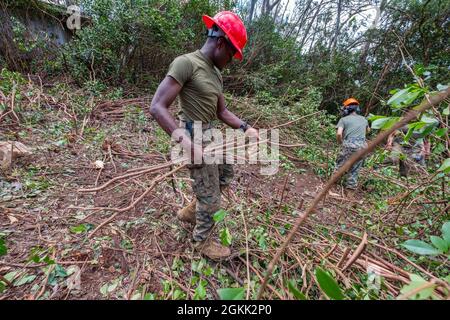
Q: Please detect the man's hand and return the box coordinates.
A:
[336,127,344,144]
[245,127,259,140]
[172,129,203,164]
[180,136,203,164]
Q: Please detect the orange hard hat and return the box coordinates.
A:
[202,11,247,61]
[343,98,359,107]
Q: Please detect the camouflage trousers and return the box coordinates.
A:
[335,138,367,189]
[180,119,235,242]
[384,143,425,177]
[189,163,234,242]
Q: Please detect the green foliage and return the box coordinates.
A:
[315,267,345,300]
[194,280,207,300]
[0,68,26,95]
[399,274,438,300]
[217,287,245,300]
[220,227,232,247]
[213,209,228,223]
[387,84,426,109]
[287,280,307,300]
[63,0,219,85]
[212,209,233,246]
[402,240,443,256]
[438,158,450,174]
[250,226,268,250]
[47,264,68,286]
[0,238,7,256]
[70,223,93,234]
[28,246,55,265]
[401,221,450,256]
[100,277,122,297]
[13,274,37,287]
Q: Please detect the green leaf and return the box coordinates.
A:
[399,274,436,300]
[0,238,6,256]
[288,280,307,300]
[14,274,37,287]
[217,287,245,300]
[213,209,228,223]
[387,88,421,109]
[445,274,450,285]
[143,293,155,300]
[381,117,401,130]
[437,158,450,174]
[418,124,436,138]
[401,240,442,255]
[442,221,450,245]
[420,114,439,125]
[220,228,232,246]
[430,236,448,253]
[368,114,387,122]
[54,264,68,278]
[43,255,55,265]
[194,282,206,300]
[370,117,389,129]
[315,267,345,300]
[370,116,401,130]
[173,289,184,300]
[4,271,19,283]
[70,224,88,234]
[404,123,419,142]
[435,128,448,137]
[100,277,121,296]
[443,105,449,116]
[413,64,425,76]
[100,283,109,296]
[0,281,5,293]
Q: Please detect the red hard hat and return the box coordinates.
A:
[202,11,247,61]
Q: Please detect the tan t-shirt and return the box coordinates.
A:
[167,50,223,123]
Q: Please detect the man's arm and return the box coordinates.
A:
[386,131,395,150]
[423,138,431,157]
[216,94,258,138]
[336,127,344,144]
[150,76,201,159]
[150,76,183,136]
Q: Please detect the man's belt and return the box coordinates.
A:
[179,120,212,137]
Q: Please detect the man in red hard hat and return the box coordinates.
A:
[150,11,258,260]
[334,98,369,191]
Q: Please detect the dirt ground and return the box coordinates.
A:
[1,92,441,300]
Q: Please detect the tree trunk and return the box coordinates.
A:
[329,0,343,59]
[280,0,290,23]
[299,0,324,51]
[359,0,387,67]
[248,0,258,23]
[290,0,313,39]
[263,0,282,16]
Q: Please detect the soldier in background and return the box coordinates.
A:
[386,126,429,177]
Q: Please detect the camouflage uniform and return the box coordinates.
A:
[183,121,234,242]
[189,163,233,241]
[389,132,426,177]
[335,137,367,189]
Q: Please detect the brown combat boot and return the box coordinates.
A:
[177,199,196,224]
[194,239,231,261]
